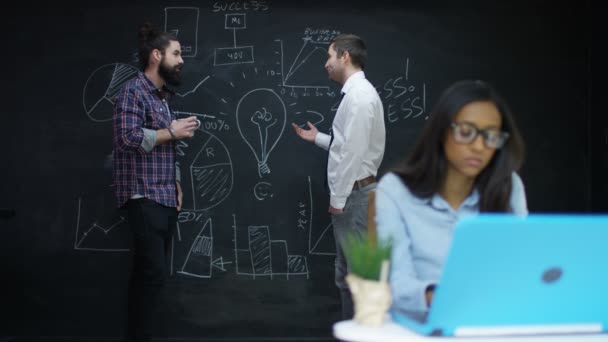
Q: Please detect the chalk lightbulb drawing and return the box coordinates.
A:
[236,89,286,178]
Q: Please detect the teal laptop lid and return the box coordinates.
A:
[392,214,608,337]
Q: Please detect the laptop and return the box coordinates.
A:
[392,214,608,337]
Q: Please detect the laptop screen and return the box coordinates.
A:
[410,214,608,336]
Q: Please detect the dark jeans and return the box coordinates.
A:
[125,198,177,342]
[331,183,376,320]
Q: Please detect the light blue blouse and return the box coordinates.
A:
[375,172,528,314]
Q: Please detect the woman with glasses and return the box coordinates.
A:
[375,80,527,317]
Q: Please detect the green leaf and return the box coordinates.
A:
[343,231,392,281]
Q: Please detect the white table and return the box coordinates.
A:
[333,320,608,342]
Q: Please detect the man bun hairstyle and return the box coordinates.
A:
[137,22,178,70]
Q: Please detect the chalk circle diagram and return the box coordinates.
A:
[83,63,139,122]
[253,181,273,200]
[178,128,234,211]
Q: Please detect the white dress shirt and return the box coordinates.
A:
[314,71,386,209]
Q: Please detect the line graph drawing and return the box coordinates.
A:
[73,196,130,252]
[177,217,229,278]
[175,75,210,97]
[214,13,254,65]
[236,88,286,178]
[165,7,199,57]
[305,176,335,255]
[275,38,330,91]
[310,222,335,256]
[176,129,234,211]
[82,63,138,122]
[82,66,207,123]
[233,214,309,279]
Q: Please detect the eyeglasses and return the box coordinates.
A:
[450,122,509,149]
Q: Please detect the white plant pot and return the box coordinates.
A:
[346,273,392,327]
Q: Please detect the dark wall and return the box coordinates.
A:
[2,0,593,340]
[590,8,606,212]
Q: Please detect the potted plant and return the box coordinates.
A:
[343,231,392,326]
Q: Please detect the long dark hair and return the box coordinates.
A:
[394,80,525,212]
[137,22,178,71]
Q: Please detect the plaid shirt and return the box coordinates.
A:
[112,72,178,208]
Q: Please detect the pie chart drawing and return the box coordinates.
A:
[178,128,234,211]
[83,63,139,122]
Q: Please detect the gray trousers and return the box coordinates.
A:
[331,183,376,320]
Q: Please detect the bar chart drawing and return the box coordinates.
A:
[233,214,309,279]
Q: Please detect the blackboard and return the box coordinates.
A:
[2,0,593,340]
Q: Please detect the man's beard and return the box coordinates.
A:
[159,59,182,86]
